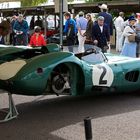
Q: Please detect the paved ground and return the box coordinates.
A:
[1,92,140,140]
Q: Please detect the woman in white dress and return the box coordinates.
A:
[121,16,137,57]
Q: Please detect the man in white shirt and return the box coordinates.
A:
[114,12,124,52]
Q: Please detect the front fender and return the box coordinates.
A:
[10,52,84,95]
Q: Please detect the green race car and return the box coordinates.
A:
[0,44,140,96]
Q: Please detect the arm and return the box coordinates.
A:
[123,26,135,37]
[76,19,82,35]
[29,36,34,46]
[63,20,68,33]
[41,36,46,46]
[92,25,96,41]
[22,21,29,34]
[92,24,98,44]
[110,17,113,36]
[105,25,110,42]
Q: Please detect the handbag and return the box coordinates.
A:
[128,34,136,42]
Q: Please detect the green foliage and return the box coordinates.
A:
[21,0,47,6]
[21,0,74,6]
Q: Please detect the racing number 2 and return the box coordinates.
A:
[92,64,114,87]
[97,66,107,85]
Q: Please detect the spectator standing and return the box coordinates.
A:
[10,15,17,45]
[64,12,76,52]
[84,13,93,44]
[34,16,43,29]
[92,16,110,53]
[29,26,46,47]
[121,16,137,57]
[76,11,87,53]
[30,16,35,30]
[98,4,113,36]
[83,13,93,50]
[4,18,11,45]
[14,14,29,46]
[114,12,124,52]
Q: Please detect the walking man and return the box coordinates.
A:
[92,16,110,53]
[76,11,87,53]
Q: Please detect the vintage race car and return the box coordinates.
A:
[0,44,140,122]
[0,44,140,96]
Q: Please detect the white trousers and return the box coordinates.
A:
[77,30,86,53]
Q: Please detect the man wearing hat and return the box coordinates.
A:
[92,16,110,53]
[76,11,87,53]
[121,16,137,57]
[98,4,113,36]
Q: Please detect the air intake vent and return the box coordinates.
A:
[125,71,139,82]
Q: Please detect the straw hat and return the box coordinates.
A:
[99,4,108,10]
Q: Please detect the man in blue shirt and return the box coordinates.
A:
[76,11,87,53]
[64,12,76,52]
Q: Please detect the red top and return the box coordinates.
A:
[29,33,46,47]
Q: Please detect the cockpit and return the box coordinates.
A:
[75,46,107,64]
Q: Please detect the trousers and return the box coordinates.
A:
[77,30,86,53]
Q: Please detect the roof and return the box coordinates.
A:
[0,0,140,16]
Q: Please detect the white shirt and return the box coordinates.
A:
[114,16,124,32]
[99,26,103,33]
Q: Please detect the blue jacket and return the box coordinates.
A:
[92,23,110,48]
[13,20,29,34]
[98,12,113,35]
[64,18,77,34]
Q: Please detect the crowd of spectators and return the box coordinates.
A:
[64,3,140,58]
[64,3,113,53]
[0,14,47,47]
[1,4,140,58]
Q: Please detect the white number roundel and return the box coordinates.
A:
[92,64,114,87]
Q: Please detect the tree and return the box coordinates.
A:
[21,0,74,6]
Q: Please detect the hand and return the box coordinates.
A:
[19,31,23,34]
[107,42,110,45]
[83,32,86,37]
[94,40,98,45]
